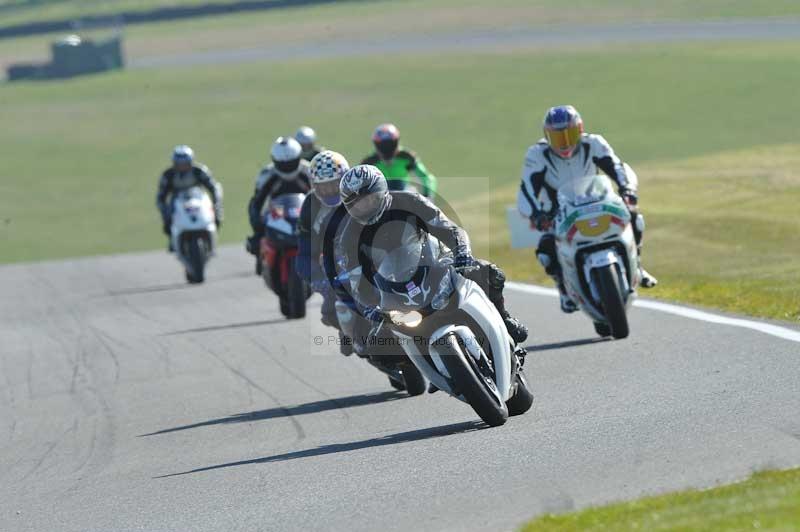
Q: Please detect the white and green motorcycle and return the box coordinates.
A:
[554,174,640,339]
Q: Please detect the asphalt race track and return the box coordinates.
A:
[2,245,799,531]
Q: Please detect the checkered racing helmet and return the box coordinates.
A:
[309,150,350,207]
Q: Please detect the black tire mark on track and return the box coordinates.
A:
[88,325,122,384]
[18,419,78,483]
[117,295,175,378]
[31,268,117,486]
[247,333,352,422]
[189,338,307,442]
[0,347,19,448]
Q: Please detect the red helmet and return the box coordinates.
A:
[372,123,400,160]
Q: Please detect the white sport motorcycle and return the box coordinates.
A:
[554,174,640,339]
[171,186,218,284]
[360,224,533,427]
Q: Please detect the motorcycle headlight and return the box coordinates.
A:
[389,310,423,328]
[431,269,454,310]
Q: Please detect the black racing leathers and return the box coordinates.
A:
[247,168,311,236]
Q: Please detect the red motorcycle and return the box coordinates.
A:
[260,193,310,319]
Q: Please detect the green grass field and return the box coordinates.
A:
[2,37,798,321]
[4,0,800,71]
[2,0,800,29]
[521,468,800,531]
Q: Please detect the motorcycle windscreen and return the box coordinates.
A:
[179,186,208,201]
[267,193,305,220]
[373,221,425,283]
[558,174,613,207]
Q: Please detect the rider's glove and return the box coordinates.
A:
[353,307,384,357]
[362,306,384,323]
[620,189,639,207]
[454,253,478,272]
[531,212,553,232]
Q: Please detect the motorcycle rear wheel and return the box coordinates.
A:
[506,370,534,416]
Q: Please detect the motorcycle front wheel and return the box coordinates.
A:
[439,333,508,427]
[593,264,629,339]
[399,362,426,397]
[285,259,307,319]
[185,236,206,284]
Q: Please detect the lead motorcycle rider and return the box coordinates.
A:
[336,165,529,350]
[246,136,312,256]
[156,145,223,252]
[517,105,658,313]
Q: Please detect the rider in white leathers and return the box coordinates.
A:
[517,105,657,313]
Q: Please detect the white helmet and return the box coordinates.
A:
[172,145,194,165]
[309,150,350,207]
[271,136,302,179]
[295,126,317,148]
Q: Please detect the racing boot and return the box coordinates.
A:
[483,262,529,344]
[502,313,529,345]
[639,267,658,288]
[513,345,527,368]
[631,214,657,288]
[557,282,578,314]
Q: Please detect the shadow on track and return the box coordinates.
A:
[524,337,611,353]
[162,318,286,335]
[140,391,405,437]
[102,271,254,297]
[155,420,485,478]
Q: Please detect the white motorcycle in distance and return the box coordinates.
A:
[554,174,640,339]
[365,224,533,427]
[171,186,218,284]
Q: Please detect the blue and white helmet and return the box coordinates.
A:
[310,150,350,207]
[543,105,584,158]
[340,165,391,225]
[172,145,194,165]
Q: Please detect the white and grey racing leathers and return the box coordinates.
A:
[516,133,645,279]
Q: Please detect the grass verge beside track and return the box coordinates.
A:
[4,0,800,69]
[520,468,800,531]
